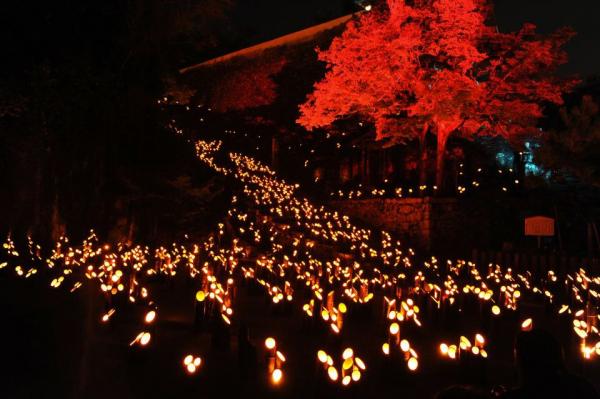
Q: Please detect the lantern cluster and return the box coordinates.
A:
[264,337,286,385]
[317,348,366,386]
[183,354,203,374]
[439,334,487,360]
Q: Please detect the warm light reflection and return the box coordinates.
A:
[2,113,600,386]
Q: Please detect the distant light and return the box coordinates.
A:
[342,347,354,360]
[475,334,485,345]
[400,339,410,352]
[272,368,283,384]
[265,337,276,350]
[144,310,156,324]
[440,343,449,355]
[183,354,202,374]
[183,355,194,366]
[186,363,197,374]
[328,366,339,381]
[276,351,286,362]
[355,357,366,370]
[407,357,418,371]
[196,290,206,302]
[365,4,372,11]
[317,350,328,363]
[382,342,390,355]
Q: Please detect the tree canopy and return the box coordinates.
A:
[538,95,600,186]
[298,0,576,187]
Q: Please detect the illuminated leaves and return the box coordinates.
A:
[298,0,575,185]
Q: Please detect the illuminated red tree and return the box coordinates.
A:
[298,0,576,188]
[209,57,287,112]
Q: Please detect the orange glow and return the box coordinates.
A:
[101,308,115,323]
[407,357,418,371]
[265,337,276,350]
[186,363,197,374]
[328,366,338,381]
[130,331,152,347]
[144,310,156,324]
[276,351,286,362]
[448,345,457,359]
[475,334,485,346]
[183,354,202,374]
[343,358,353,370]
[400,339,410,352]
[183,355,194,366]
[382,343,390,355]
[4,127,600,388]
[440,343,449,355]
[317,350,328,363]
[355,357,366,370]
[342,347,354,360]
[272,368,283,384]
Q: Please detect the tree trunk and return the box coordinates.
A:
[271,135,279,169]
[380,148,386,183]
[418,123,429,188]
[32,155,43,233]
[51,190,64,242]
[33,111,50,234]
[361,145,370,186]
[435,133,448,192]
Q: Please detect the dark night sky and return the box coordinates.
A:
[232,0,354,44]
[494,0,600,76]
[229,0,600,77]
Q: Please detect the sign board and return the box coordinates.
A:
[524,216,555,237]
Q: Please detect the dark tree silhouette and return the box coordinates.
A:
[538,95,600,186]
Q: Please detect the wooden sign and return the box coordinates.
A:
[524,216,555,237]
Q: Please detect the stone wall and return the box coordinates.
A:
[329,197,462,251]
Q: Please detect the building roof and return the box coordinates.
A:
[179,13,356,74]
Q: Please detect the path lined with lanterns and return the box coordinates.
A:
[1,116,599,395]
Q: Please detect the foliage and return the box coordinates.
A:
[0,0,234,239]
[298,0,575,187]
[537,95,600,186]
[208,56,288,112]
